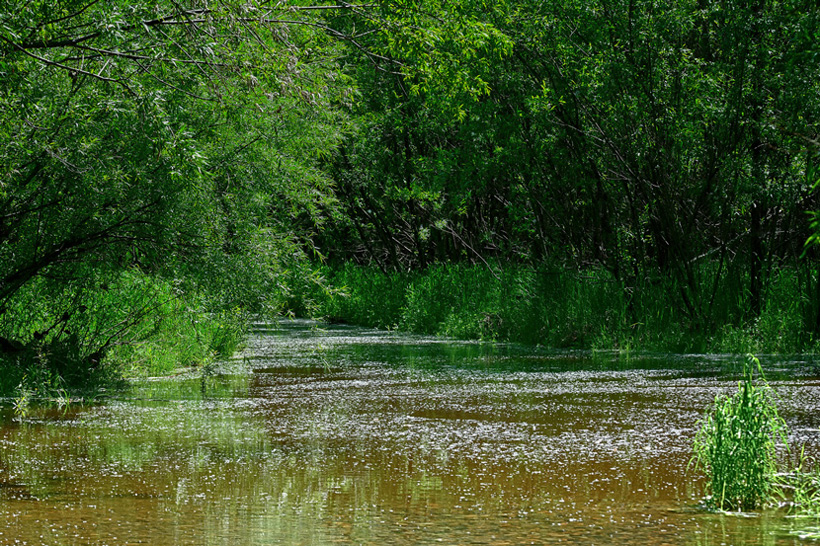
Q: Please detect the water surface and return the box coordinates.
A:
[3,320,820,545]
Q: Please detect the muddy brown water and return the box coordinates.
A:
[3,320,820,545]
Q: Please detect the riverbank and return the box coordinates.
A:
[0,270,247,401]
[4,259,818,402]
[306,262,820,355]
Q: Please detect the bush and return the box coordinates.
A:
[304,262,820,353]
[0,269,251,398]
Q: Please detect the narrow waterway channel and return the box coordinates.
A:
[3,320,820,545]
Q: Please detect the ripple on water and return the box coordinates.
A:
[2,320,820,545]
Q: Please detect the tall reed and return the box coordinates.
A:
[692,356,789,511]
[308,262,820,354]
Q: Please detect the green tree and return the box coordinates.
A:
[0,0,353,374]
[323,0,819,336]
[0,0,520,383]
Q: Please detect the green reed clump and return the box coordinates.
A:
[305,262,820,353]
[317,263,410,329]
[693,356,789,511]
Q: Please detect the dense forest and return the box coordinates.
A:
[1,0,819,396]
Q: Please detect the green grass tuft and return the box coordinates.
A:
[692,355,789,511]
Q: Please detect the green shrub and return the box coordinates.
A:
[0,269,252,398]
[305,263,820,353]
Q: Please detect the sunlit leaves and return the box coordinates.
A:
[342,0,513,118]
[0,0,358,361]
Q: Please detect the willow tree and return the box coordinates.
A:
[0,0,515,377]
[0,1,360,370]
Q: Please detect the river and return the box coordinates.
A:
[2,319,820,545]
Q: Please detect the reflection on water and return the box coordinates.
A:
[2,319,820,545]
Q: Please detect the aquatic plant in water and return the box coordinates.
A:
[693,355,788,511]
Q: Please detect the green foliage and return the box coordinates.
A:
[3,0,820,389]
[317,264,410,329]
[692,356,789,511]
[0,0,517,390]
[0,269,251,397]
[317,0,820,348]
[312,263,630,347]
[308,263,820,353]
[0,0,379,387]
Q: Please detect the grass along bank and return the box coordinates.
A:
[308,262,820,354]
